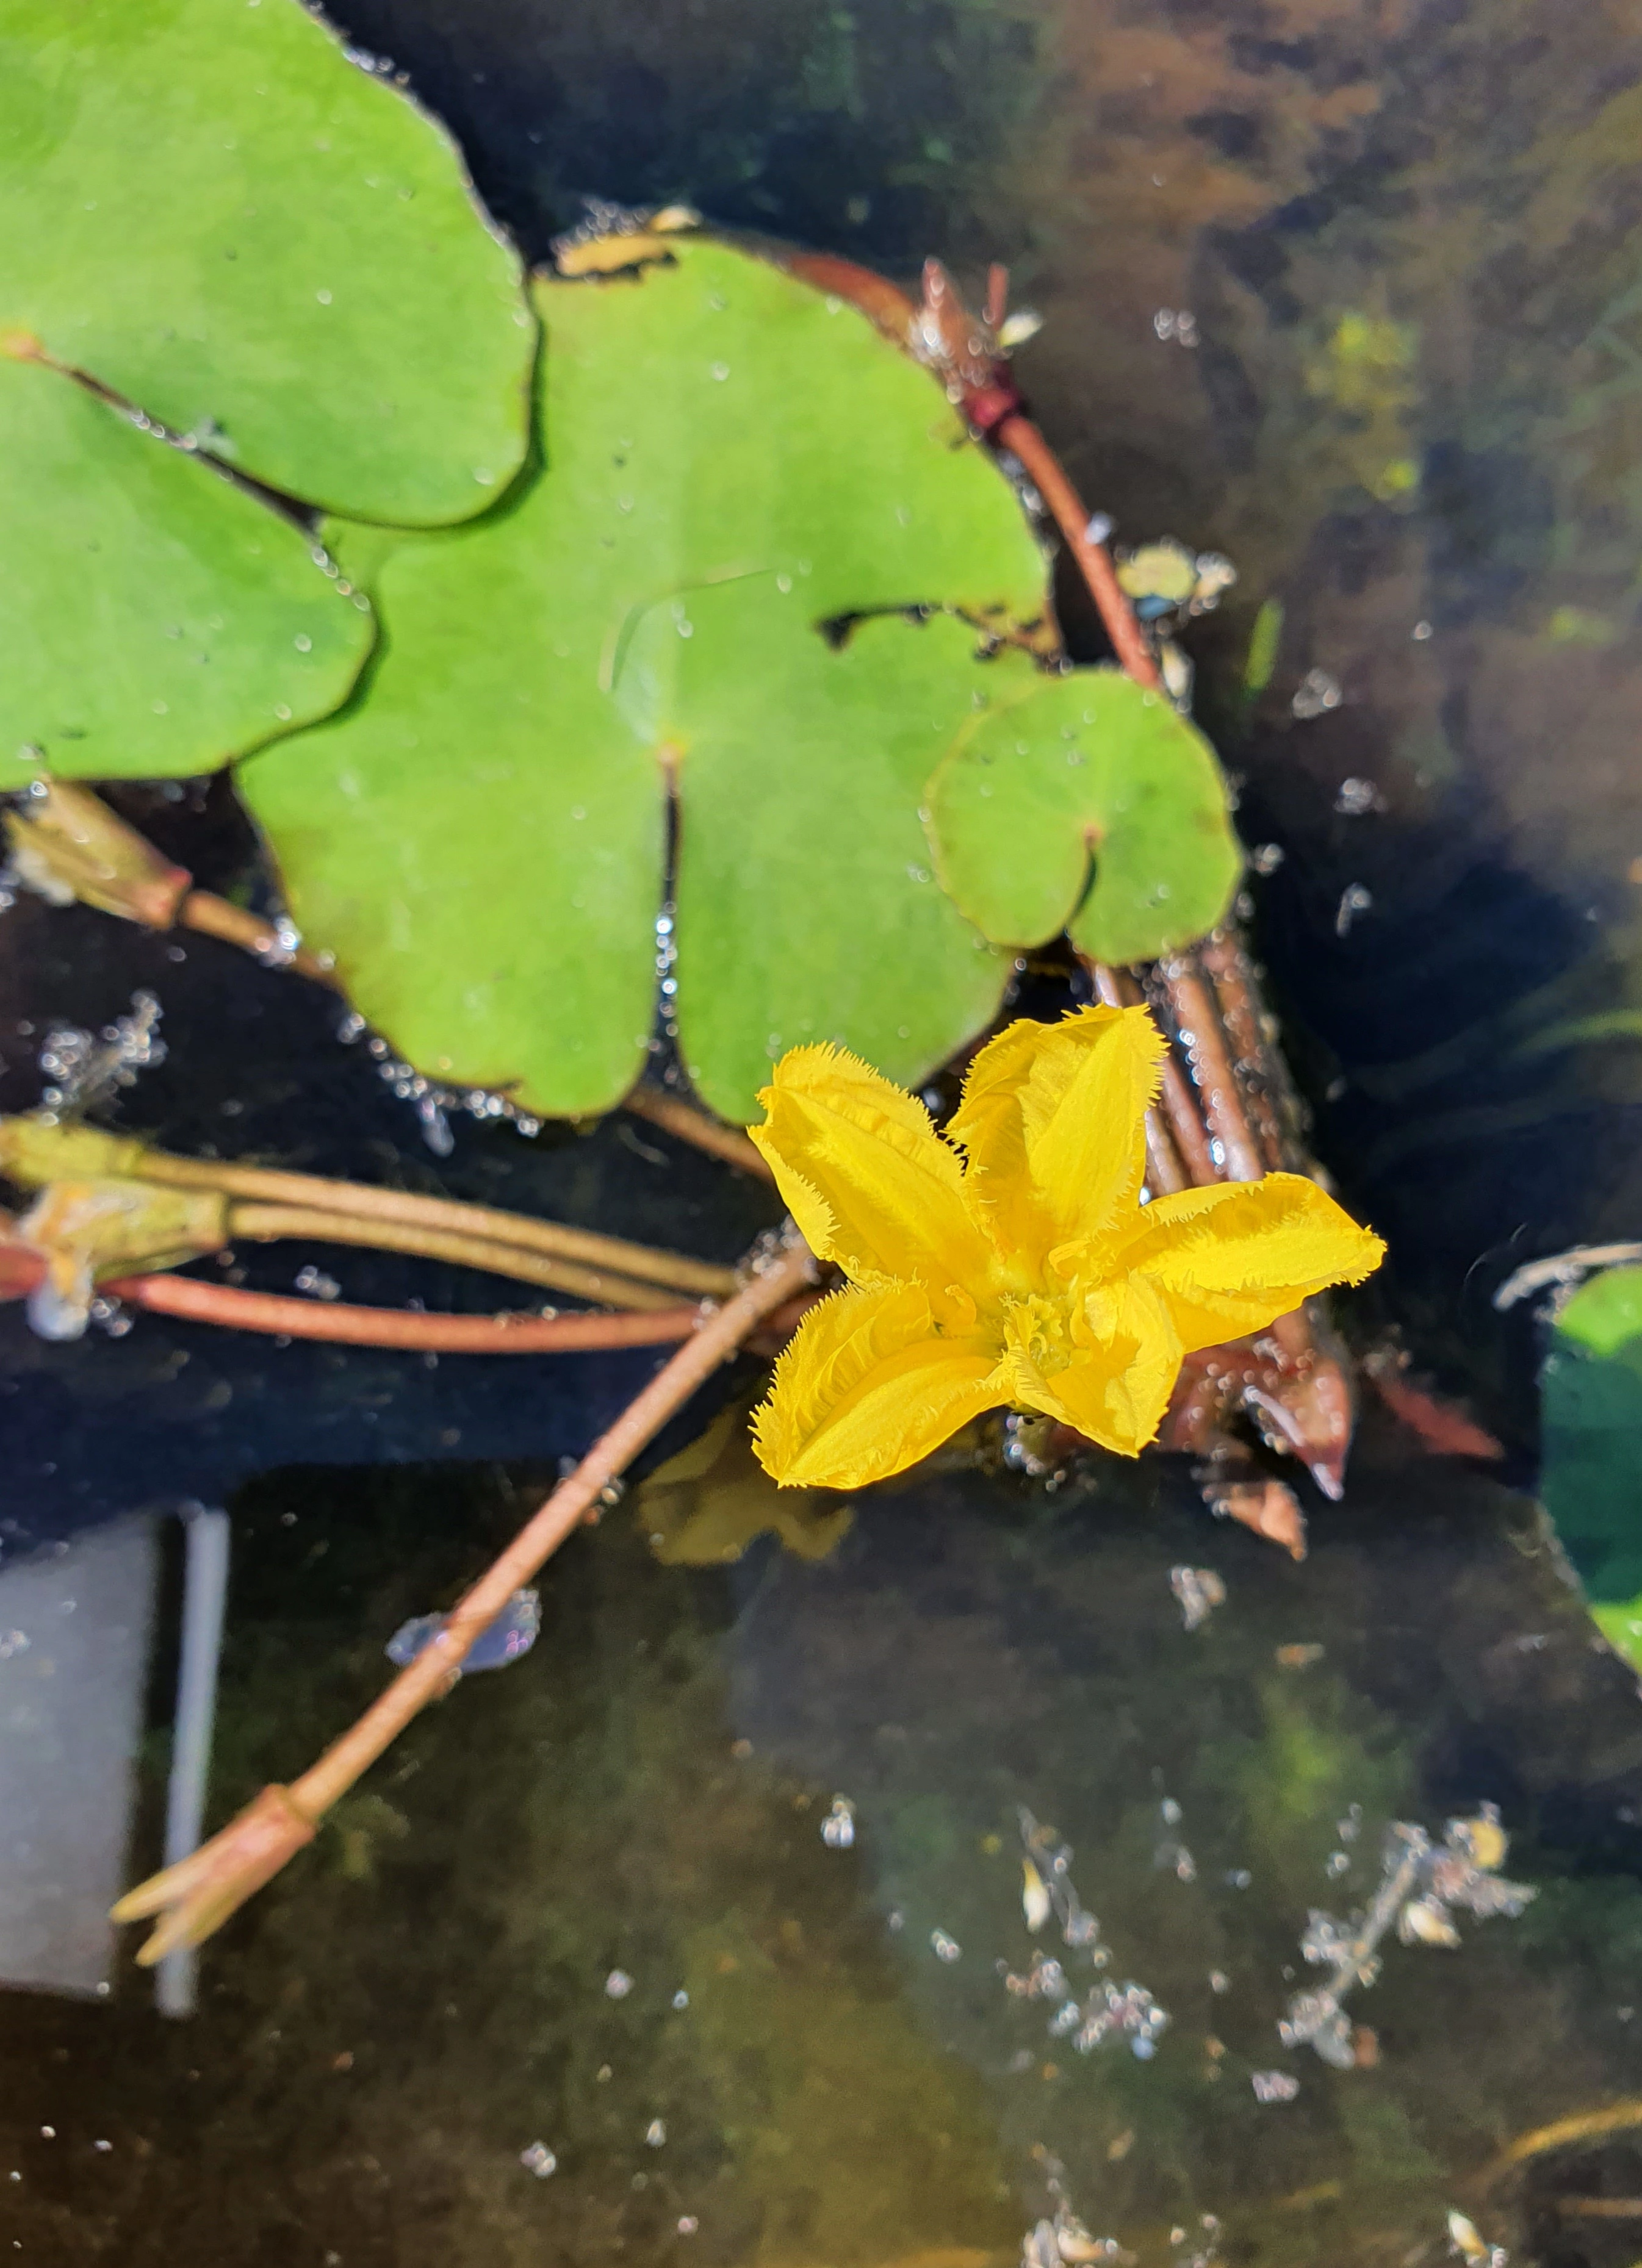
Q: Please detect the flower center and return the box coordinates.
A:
[1003,1290,1076,1378]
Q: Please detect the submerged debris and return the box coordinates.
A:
[1006,1811,1170,2058]
[1280,1805,1535,2066]
[384,1587,541,1674]
[1170,1565,1226,1632]
[1448,2209,1508,2267]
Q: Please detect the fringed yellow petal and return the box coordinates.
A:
[1118,1172,1386,1354]
[751,1280,1006,1489]
[1004,1274,1182,1455]
[750,1042,992,1298]
[951,1007,1164,1252]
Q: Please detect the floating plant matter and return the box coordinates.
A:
[1280,1805,1536,2067]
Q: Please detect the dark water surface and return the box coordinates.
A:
[7,0,1642,2259]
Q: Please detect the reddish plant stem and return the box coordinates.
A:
[1197,928,1298,1174]
[179,889,339,985]
[111,1238,816,1961]
[1148,956,1268,1183]
[101,1272,707,1353]
[990,414,1161,691]
[293,1241,813,1813]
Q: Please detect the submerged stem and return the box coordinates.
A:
[121,1144,738,1297]
[110,1234,815,1961]
[101,1271,710,1352]
[990,414,1162,691]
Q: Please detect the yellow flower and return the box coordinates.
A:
[748,1007,1385,1488]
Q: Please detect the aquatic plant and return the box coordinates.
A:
[747,1009,1382,1485]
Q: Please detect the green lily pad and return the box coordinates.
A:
[1541,1266,1642,1670]
[0,353,373,783]
[0,0,531,523]
[37,234,1241,1122]
[926,666,1242,964]
[234,240,1046,1119]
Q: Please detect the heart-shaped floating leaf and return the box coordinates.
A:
[0,351,372,784]
[0,0,531,523]
[926,666,1242,966]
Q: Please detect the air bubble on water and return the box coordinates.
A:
[710,362,730,381]
[931,1929,962,1962]
[605,1969,634,1999]
[0,1632,29,1662]
[672,1989,690,2010]
[274,703,292,721]
[1335,883,1374,937]
[776,573,792,593]
[293,633,313,653]
[294,1265,341,1302]
[645,2120,666,2147]
[315,289,333,304]
[519,2142,557,2178]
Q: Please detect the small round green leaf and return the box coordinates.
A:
[927,667,1242,965]
[0,0,532,522]
[0,355,372,783]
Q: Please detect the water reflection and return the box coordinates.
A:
[0,1432,1637,2260]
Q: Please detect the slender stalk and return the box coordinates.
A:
[1150,956,1267,1183]
[226,1200,688,1311]
[1198,927,1299,1173]
[110,1235,816,1959]
[179,889,338,985]
[102,1271,710,1354]
[991,414,1161,690]
[128,1147,738,1297]
[622,1085,775,1181]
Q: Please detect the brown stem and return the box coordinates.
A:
[179,889,338,985]
[622,1086,776,1181]
[101,1271,708,1352]
[111,1236,816,1958]
[991,414,1161,691]
[226,1200,689,1311]
[128,1147,737,1298]
[1148,956,1267,1182]
[1198,927,1303,1174]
